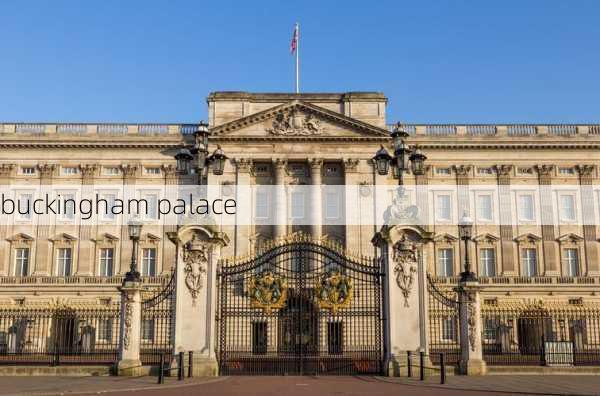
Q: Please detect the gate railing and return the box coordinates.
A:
[140,272,175,365]
[427,274,461,365]
[0,302,120,366]
[481,300,600,366]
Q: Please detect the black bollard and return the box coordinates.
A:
[188,351,193,378]
[440,353,445,384]
[407,351,412,378]
[178,352,184,380]
[158,353,165,384]
[419,351,424,381]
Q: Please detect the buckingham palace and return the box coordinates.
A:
[0,91,599,376]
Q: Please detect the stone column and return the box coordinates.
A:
[577,165,599,276]
[373,225,429,376]
[162,165,178,274]
[536,165,559,275]
[118,279,143,376]
[273,159,287,238]
[309,158,323,240]
[457,279,486,375]
[168,225,229,376]
[495,165,516,275]
[415,166,431,232]
[234,158,253,255]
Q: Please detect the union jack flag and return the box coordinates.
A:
[290,24,298,54]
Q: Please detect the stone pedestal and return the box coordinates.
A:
[168,225,229,377]
[373,224,432,377]
[458,280,487,375]
[117,280,143,376]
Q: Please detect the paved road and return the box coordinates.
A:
[3,375,600,396]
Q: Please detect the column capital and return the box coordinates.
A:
[535,164,555,178]
[0,163,15,178]
[494,164,513,178]
[162,164,178,180]
[233,158,253,173]
[453,164,472,178]
[79,164,98,180]
[308,158,323,170]
[37,163,56,179]
[576,164,596,178]
[343,158,360,173]
[273,158,287,169]
[120,164,138,179]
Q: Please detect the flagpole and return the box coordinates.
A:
[295,22,300,93]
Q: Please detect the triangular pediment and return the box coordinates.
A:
[210,100,390,139]
[6,233,34,242]
[514,233,541,243]
[432,233,458,243]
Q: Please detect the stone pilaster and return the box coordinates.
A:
[34,164,56,275]
[118,165,137,274]
[458,280,487,375]
[273,159,287,238]
[454,165,472,273]
[415,166,431,232]
[77,164,97,275]
[118,280,143,376]
[495,165,516,275]
[0,164,15,275]
[162,164,179,273]
[577,165,598,276]
[536,165,559,275]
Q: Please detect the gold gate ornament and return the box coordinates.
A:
[316,270,353,313]
[248,271,288,313]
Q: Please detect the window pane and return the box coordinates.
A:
[437,248,453,276]
[142,248,156,276]
[519,195,535,221]
[560,195,576,221]
[479,248,496,277]
[142,319,154,341]
[522,248,537,276]
[252,322,268,354]
[325,191,339,219]
[327,322,343,354]
[291,191,305,219]
[15,248,29,276]
[477,195,493,221]
[564,248,579,277]
[255,190,269,219]
[57,248,72,276]
[99,248,114,276]
[436,195,451,221]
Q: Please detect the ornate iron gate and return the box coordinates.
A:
[427,275,461,365]
[140,273,175,365]
[218,238,384,375]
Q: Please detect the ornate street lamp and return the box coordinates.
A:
[175,121,228,183]
[372,122,428,192]
[125,217,143,282]
[458,213,476,282]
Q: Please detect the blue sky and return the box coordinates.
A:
[1,1,599,123]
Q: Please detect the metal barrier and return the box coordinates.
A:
[157,351,194,384]
[405,351,446,384]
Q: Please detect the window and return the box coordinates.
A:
[517,167,533,175]
[100,193,117,220]
[327,322,343,354]
[477,194,493,221]
[559,167,575,175]
[563,248,579,277]
[291,191,305,219]
[325,165,340,176]
[62,167,79,175]
[559,194,576,222]
[255,189,269,219]
[436,195,451,221]
[436,167,451,175]
[103,167,120,176]
[60,193,76,220]
[441,317,457,341]
[483,319,498,341]
[479,248,496,277]
[141,194,158,220]
[518,194,535,221]
[56,248,72,276]
[325,191,340,219]
[97,319,113,342]
[252,322,268,354]
[437,248,454,276]
[142,248,156,276]
[477,167,493,175]
[521,248,537,277]
[144,167,161,175]
[99,248,114,276]
[21,167,35,175]
[17,193,32,220]
[141,319,154,341]
[14,248,29,277]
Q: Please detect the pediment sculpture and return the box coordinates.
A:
[267,108,323,136]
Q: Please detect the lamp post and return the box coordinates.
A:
[125,217,142,282]
[174,121,228,183]
[372,123,427,195]
[458,213,476,282]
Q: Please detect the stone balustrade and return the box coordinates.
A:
[387,124,600,137]
[0,274,171,285]
[429,275,600,285]
[0,123,201,136]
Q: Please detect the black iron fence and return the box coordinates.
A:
[140,273,175,365]
[482,302,600,366]
[427,275,461,366]
[0,303,120,365]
